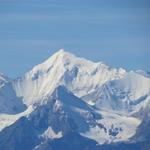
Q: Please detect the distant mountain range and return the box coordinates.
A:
[0,49,150,150]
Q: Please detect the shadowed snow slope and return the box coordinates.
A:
[0,73,9,85]
[0,74,26,114]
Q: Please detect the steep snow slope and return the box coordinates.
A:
[0,106,33,131]
[92,71,150,113]
[0,74,26,114]
[135,70,150,78]
[13,49,126,106]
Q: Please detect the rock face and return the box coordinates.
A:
[35,132,98,150]
[0,50,150,150]
[0,117,39,150]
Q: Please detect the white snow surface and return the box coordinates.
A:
[0,49,149,145]
[0,105,33,131]
[81,109,141,144]
[41,127,62,139]
[94,71,150,113]
[13,49,126,106]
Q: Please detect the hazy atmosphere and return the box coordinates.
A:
[0,0,150,77]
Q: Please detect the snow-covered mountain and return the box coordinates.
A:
[0,49,149,150]
[13,49,126,106]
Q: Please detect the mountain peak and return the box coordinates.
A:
[30,49,96,77]
[57,48,65,53]
[50,85,96,112]
[13,49,126,106]
[51,85,71,99]
[53,48,69,57]
[51,49,76,61]
[41,49,76,69]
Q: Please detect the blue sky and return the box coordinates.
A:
[0,0,150,78]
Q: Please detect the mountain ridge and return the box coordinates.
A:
[0,49,149,150]
[13,49,126,106]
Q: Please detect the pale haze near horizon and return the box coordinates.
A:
[0,0,150,78]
